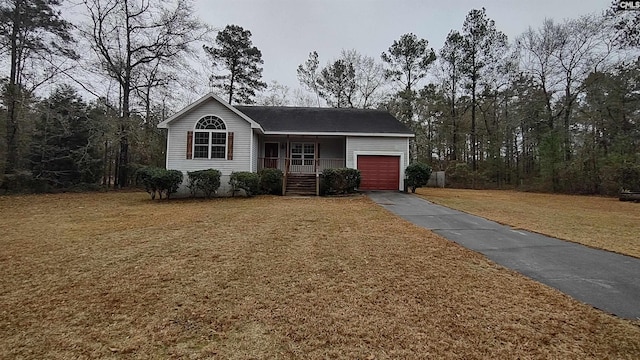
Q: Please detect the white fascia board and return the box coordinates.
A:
[263,131,414,138]
[157,92,264,132]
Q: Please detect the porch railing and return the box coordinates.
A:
[258,157,345,174]
[316,158,345,172]
[258,157,287,171]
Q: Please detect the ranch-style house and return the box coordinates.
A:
[157,93,414,196]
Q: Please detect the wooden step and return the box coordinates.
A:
[285,174,317,196]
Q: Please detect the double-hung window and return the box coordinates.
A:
[194,115,226,159]
[291,143,315,166]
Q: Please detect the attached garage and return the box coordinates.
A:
[357,155,400,190]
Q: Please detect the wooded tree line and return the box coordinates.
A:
[1,1,638,194]
[294,7,640,194]
[0,0,212,191]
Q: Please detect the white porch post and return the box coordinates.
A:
[314,138,319,175]
[315,138,319,195]
[286,136,290,174]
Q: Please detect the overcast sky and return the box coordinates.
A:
[193,0,611,92]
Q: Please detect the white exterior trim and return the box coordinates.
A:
[165,127,171,169]
[353,151,406,191]
[158,92,264,131]
[264,131,414,138]
[407,138,411,164]
[192,114,228,160]
[249,128,254,172]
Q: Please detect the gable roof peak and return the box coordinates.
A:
[157,92,262,130]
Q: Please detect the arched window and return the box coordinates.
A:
[193,115,227,159]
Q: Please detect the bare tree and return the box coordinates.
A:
[517,19,564,130]
[518,14,617,161]
[256,80,290,106]
[81,0,209,186]
[292,88,316,107]
[340,49,387,108]
[297,50,387,109]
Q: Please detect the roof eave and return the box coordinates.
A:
[156,93,265,132]
[263,131,414,137]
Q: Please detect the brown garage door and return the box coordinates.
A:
[357,155,400,190]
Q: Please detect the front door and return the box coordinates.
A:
[290,143,315,173]
[264,142,279,168]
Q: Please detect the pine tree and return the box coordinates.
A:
[204,24,267,105]
[0,0,75,175]
[381,33,436,123]
[30,85,102,189]
[460,8,508,171]
[317,59,356,108]
[297,51,322,107]
[439,30,465,161]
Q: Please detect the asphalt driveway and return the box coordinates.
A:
[368,191,640,320]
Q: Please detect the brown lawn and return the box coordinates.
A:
[0,192,639,359]
[416,188,640,259]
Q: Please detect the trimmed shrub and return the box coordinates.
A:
[187,169,221,198]
[135,167,157,198]
[405,162,432,193]
[321,168,361,195]
[162,170,183,199]
[618,163,640,192]
[136,167,183,200]
[0,171,43,194]
[230,171,260,197]
[258,168,283,195]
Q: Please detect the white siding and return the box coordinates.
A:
[317,137,344,158]
[346,136,410,191]
[166,97,253,175]
[251,130,259,172]
[164,98,253,196]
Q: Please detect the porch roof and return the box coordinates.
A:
[235,106,414,137]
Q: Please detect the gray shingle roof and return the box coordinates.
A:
[235,106,413,135]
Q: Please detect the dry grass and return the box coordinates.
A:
[416,188,640,259]
[1,192,639,359]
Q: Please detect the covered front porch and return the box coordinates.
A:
[257,136,346,175]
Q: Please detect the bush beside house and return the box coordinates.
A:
[258,168,283,195]
[230,171,260,197]
[405,162,432,193]
[137,166,367,199]
[321,168,361,195]
[136,167,183,200]
[187,169,221,198]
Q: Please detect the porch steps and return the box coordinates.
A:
[285,174,317,196]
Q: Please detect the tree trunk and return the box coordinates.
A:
[117,1,132,188]
[117,84,130,187]
[471,73,477,172]
[563,85,572,162]
[5,5,21,174]
[450,69,458,162]
[228,63,236,104]
[5,86,19,174]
